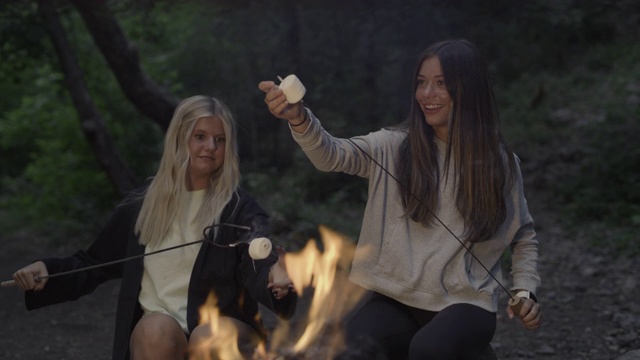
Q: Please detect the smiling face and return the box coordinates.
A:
[187,116,226,190]
[415,56,453,141]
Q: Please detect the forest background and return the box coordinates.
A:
[1,0,639,264]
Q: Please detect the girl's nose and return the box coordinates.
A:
[423,83,437,98]
[417,84,435,101]
[207,138,217,151]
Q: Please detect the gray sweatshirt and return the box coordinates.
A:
[291,109,540,313]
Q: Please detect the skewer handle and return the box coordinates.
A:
[1,280,16,288]
[508,296,524,315]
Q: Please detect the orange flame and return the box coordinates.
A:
[191,293,244,360]
[270,225,367,358]
[194,225,366,359]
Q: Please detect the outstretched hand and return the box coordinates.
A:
[13,261,49,292]
[258,81,305,124]
[507,297,543,329]
[268,246,294,300]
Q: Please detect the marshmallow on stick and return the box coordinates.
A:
[278,75,306,104]
[248,237,273,260]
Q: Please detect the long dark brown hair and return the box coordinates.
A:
[397,39,517,243]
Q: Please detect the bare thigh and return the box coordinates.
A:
[130,312,188,360]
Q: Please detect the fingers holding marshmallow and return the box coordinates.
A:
[258,75,306,123]
[268,246,294,300]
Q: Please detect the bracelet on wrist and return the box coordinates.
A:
[290,111,308,127]
[515,290,537,303]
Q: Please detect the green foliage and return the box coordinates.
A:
[0,73,118,239]
[0,4,168,240]
[1,0,639,257]
[108,1,186,96]
[0,1,51,115]
[563,114,639,224]
[498,40,640,256]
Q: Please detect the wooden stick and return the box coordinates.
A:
[508,296,524,315]
[1,280,16,288]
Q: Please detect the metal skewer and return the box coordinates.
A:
[1,223,252,288]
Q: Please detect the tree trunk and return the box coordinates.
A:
[37,0,139,194]
[69,0,179,131]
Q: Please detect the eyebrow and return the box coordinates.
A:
[193,128,225,134]
[417,73,445,79]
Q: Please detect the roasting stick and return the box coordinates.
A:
[508,296,525,315]
[1,223,267,289]
[1,238,207,288]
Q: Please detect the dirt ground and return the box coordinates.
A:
[1,190,639,359]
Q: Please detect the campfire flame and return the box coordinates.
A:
[191,293,244,360]
[194,225,366,359]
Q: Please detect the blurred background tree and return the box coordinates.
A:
[1,0,638,254]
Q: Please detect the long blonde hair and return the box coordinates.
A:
[135,95,241,247]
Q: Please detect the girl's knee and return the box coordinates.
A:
[130,313,187,359]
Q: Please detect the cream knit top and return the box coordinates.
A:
[139,189,204,332]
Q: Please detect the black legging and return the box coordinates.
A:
[344,292,496,360]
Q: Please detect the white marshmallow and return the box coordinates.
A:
[248,237,273,260]
[279,74,306,104]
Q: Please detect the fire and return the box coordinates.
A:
[190,293,245,360]
[194,225,366,359]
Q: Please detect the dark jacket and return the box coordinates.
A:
[25,187,296,360]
